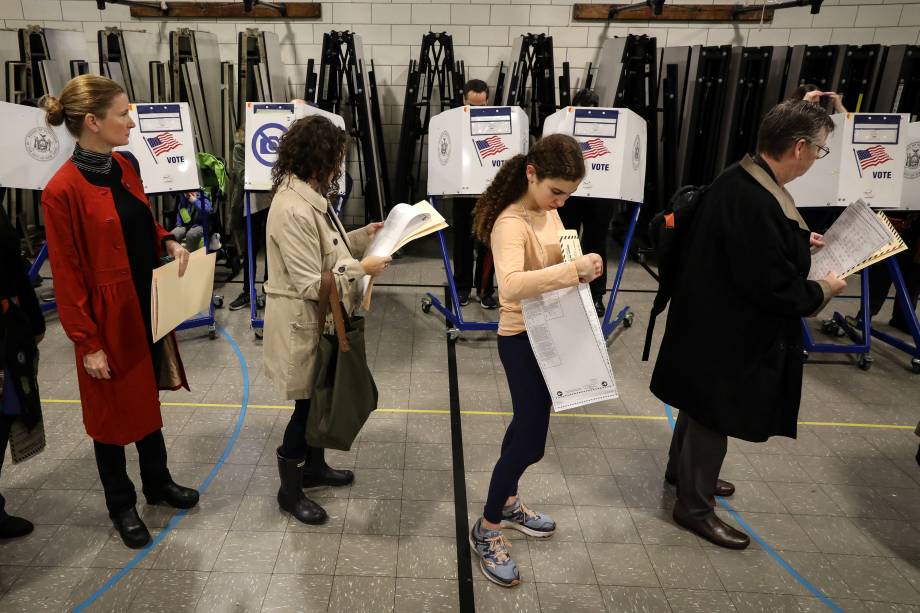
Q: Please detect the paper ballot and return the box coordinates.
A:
[361,201,448,309]
[520,231,618,412]
[151,250,216,342]
[808,199,907,281]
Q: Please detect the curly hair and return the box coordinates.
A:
[271,114,348,198]
[472,133,585,243]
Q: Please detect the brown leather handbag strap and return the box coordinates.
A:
[317,271,352,353]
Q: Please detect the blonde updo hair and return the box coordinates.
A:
[40,75,125,137]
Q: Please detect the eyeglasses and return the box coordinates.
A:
[808,140,830,159]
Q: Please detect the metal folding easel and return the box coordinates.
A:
[498,33,563,139]
[307,30,389,223]
[393,32,464,207]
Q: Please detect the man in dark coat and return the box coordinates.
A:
[650,100,847,549]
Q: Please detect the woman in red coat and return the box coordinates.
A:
[41,75,199,549]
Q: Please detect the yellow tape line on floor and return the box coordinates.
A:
[39,399,915,430]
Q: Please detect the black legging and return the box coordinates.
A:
[280,398,310,459]
[484,333,552,523]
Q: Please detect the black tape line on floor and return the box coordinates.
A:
[445,287,477,613]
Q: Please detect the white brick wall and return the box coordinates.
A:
[5,0,916,221]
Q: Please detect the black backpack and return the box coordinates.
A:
[642,185,708,362]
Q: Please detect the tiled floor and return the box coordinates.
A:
[2,247,920,612]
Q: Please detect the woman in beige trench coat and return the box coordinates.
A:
[263,115,390,524]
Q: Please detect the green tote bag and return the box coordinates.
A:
[306,271,378,451]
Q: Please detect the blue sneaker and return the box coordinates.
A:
[501,499,556,538]
[469,518,520,587]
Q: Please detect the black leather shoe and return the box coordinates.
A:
[144,480,200,509]
[665,474,735,498]
[673,504,749,550]
[303,465,355,489]
[110,508,151,549]
[0,515,34,539]
[277,448,327,525]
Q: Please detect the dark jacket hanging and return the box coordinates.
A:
[0,200,45,460]
[649,155,831,443]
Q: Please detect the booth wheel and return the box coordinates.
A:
[254,328,264,340]
[858,354,873,371]
[623,312,634,328]
[802,350,809,364]
[911,358,920,374]
[447,328,460,341]
[213,295,224,309]
[208,324,217,340]
[421,297,433,314]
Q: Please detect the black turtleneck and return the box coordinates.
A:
[72,145,162,370]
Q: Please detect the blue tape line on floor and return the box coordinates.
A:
[663,405,843,613]
[71,327,250,612]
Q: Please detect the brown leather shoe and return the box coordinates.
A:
[673,504,750,550]
[665,474,735,498]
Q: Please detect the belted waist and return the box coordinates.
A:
[85,268,133,288]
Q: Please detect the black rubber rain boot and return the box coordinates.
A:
[303,445,354,488]
[276,448,327,525]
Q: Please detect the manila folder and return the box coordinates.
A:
[151,250,216,342]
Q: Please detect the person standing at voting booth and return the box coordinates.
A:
[40,75,199,549]
[452,79,498,309]
[263,115,390,525]
[650,100,847,549]
[469,134,604,587]
[0,202,45,541]
[557,88,615,317]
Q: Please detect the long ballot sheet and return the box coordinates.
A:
[520,231,618,412]
[151,250,216,341]
[809,199,907,281]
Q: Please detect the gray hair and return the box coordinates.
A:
[756,99,835,159]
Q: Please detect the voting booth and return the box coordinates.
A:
[540,107,648,338]
[0,101,75,191]
[788,113,910,208]
[421,105,528,334]
[427,105,529,197]
[244,101,347,194]
[120,103,200,194]
[242,101,348,336]
[0,101,200,194]
[902,122,920,210]
[541,107,647,203]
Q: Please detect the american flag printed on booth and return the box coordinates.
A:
[581,138,610,160]
[146,132,181,157]
[855,145,893,171]
[474,136,508,159]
